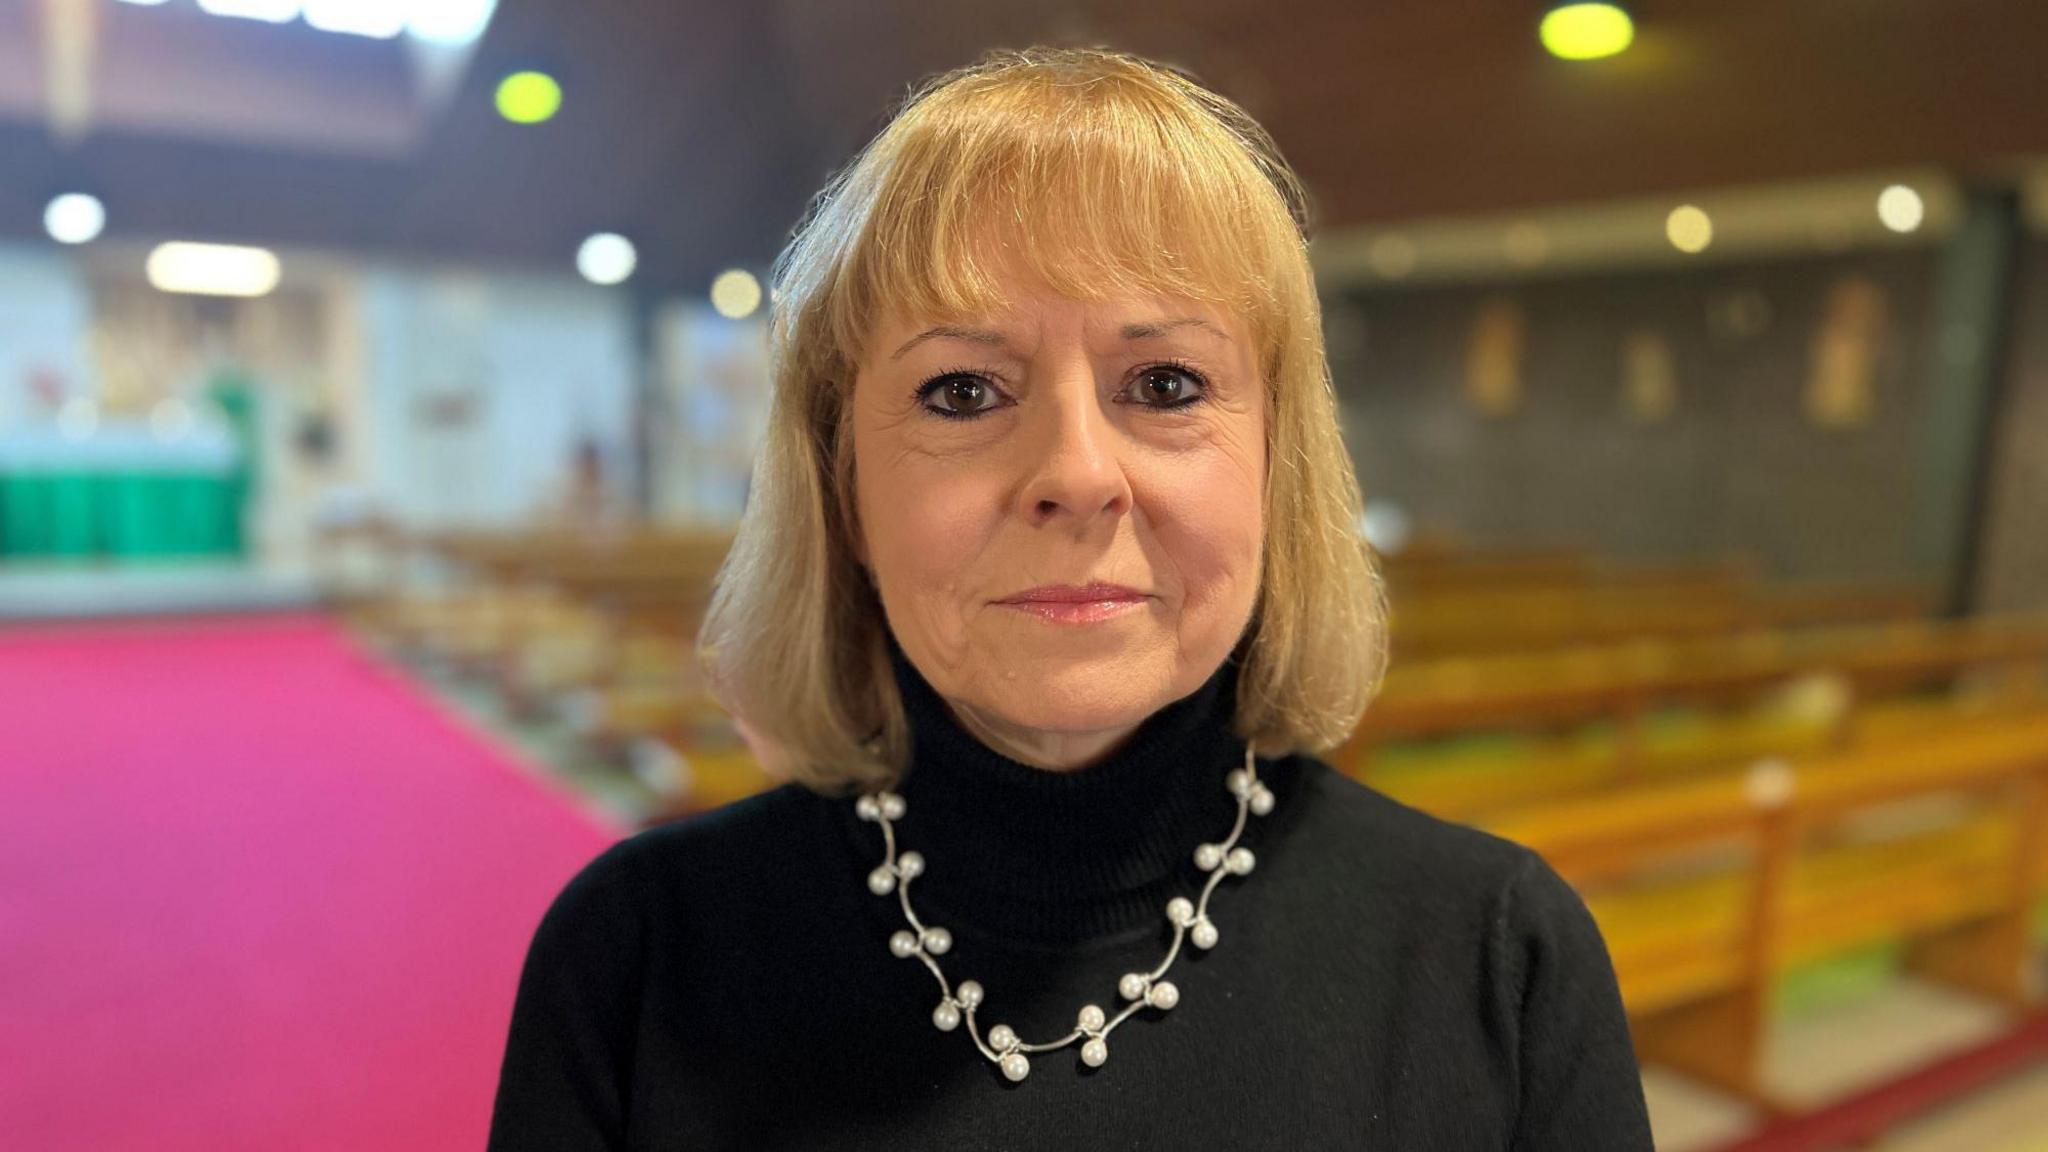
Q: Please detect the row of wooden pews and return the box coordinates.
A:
[1347,551,2048,1130]
[342,524,780,813]
[1380,552,1936,660]
[1345,615,2048,819]
[1487,715,2048,1112]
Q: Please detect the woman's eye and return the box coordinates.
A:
[919,374,1003,419]
[1125,365,1207,407]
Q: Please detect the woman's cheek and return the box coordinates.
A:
[880,473,994,613]
[1161,474,1263,621]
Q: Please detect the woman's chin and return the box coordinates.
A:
[967,649,1178,728]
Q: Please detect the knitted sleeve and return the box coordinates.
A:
[488,837,648,1151]
[1494,847,1656,1151]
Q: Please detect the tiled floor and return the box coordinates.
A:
[1640,1068,1755,1152]
[1879,1065,2048,1150]
[1766,980,2014,1110]
[1643,978,2048,1151]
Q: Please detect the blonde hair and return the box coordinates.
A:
[697,46,1387,795]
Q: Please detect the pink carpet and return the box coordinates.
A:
[0,613,625,1151]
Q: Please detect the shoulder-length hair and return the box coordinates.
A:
[697,46,1387,795]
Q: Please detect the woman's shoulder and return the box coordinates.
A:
[615,780,838,887]
[1281,753,1538,879]
[1274,753,1598,941]
[536,782,824,912]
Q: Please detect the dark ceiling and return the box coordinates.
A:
[1,0,2044,294]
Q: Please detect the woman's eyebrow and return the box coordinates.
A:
[1120,317,1230,342]
[891,326,1008,360]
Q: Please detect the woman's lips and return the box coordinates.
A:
[995,584,1150,625]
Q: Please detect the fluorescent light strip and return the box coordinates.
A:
[408,0,498,44]
[195,0,303,22]
[146,242,282,298]
[304,0,407,38]
[161,0,497,45]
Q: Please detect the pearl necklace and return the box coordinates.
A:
[853,744,1274,1082]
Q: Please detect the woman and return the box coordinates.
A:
[489,47,1654,1150]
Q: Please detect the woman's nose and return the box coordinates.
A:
[1015,373,1132,527]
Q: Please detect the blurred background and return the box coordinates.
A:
[4,1,2048,1148]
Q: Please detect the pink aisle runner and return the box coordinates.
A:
[0,613,624,1151]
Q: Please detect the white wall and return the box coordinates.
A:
[0,244,93,430]
[357,265,638,528]
[652,301,769,525]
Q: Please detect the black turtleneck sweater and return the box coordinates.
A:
[488,641,1655,1150]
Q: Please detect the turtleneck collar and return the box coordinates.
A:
[857,631,1250,953]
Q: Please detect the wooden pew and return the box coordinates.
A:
[1375,542,1933,659]
[370,526,729,694]
[1486,717,2048,1108]
[1386,575,1935,661]
[1379,548,1598,594]
[1341,616,2048,818]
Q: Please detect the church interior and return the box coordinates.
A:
[5,1,2048,1147]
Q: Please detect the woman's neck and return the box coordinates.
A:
[942,698,1140,772]
[876,633,1253,948]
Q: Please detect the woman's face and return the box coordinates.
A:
[851,277,1267,769]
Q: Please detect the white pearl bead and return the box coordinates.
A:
[921,926,951,955]
[932,1001,961,1031]
[1000,1052,1031,1082]
[956,980,984,1008]
[1166,896,1194,925]
[1081,1038,1108,1067]
[1193,843,1223,871]
[888,929,919,958]
[879,792,906,820]
[1249,786,1274,816]
[1118,972,1149,1001]
[1191,918,1219,950]
[1077,1003,1106,1031]
[1148,980,1180,1010]
[1226,768,1252,797]
[988,1023,1018,1052]
[854,795,880,821]
[1227,847,1255,875]
[896,851,924,879]
[867,865,896,895]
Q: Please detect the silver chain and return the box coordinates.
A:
[854,744,1273,1081]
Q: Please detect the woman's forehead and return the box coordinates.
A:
[869,286,1248,346]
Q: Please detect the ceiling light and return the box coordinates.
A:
[304,0,406,38]
[407,0,498,45]
[146,242,282,297]
[45,193,106,245]
[1665,205,1713,254]
[577,233,637,286]
[496,71,562,124]
[1877,185,1924,234]
[710,269,762,319]
[195,0,303,23]
[1541,2,1634,61]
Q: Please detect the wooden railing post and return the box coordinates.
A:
[1904,770,2046,1008]
[1630,761,1796,1111]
